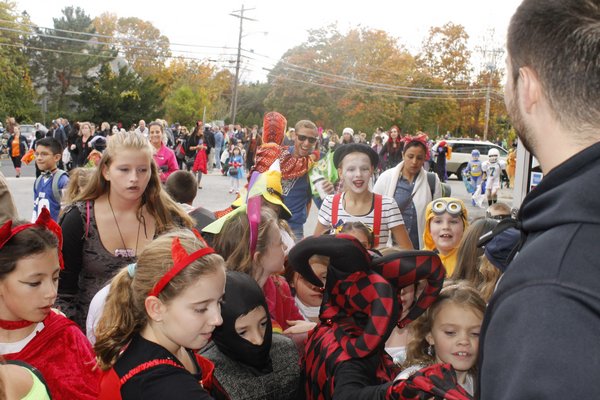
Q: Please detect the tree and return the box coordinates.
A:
[0,2,38,121]
[92,13,171,78]
[26,6,107,117]
[77,63,164,126]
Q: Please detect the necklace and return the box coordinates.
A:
[108,196,142,258]
[0,319,34,330]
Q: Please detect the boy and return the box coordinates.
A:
[32,137,69,221]
[165,170,215,231]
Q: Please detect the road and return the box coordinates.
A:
[1,159,514,233]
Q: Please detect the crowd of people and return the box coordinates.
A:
[0,0,599,398]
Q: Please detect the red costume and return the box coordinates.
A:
[3,310,100,400]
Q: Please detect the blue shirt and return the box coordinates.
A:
[32,171,69,221]
[393,176,420,249]
[282,146,312,230]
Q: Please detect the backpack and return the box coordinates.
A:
[426,172,451,198]
[35,169,67,202]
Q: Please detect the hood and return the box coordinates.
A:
[519,142,600,233]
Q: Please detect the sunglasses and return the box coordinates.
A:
[297,134,317,144]
[486,212,512,221]
[431,199,464,216]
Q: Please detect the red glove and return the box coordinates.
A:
[386,363,473,400]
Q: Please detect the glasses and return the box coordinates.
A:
[431,199,464,216]
[486,212,512,221]
[297,134,317,144]
[34,152,53,158]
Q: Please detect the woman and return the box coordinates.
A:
[7,124,28,178]
[186,125,207,189]
[245,125,262,172]
[314,144,413,250]
[57,131,194,328]
[148,121,178,183]
[373,133,443,249]
[379,126,403,170]
[71,122,93,168]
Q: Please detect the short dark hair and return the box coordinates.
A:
[508,0,600,133]
[165,170,197,204]
[0,222,58,279]
[35,137,62,155]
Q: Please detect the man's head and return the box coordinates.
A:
[34,138,62,171]
[505,0,600,155]
[293,120,318,157]
[138,120,146,131]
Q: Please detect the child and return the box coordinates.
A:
[285,254,328,322]
[201,271,302,400]
[94,230,228,399]
[399,282,486,396]
[32,137,69,222]
[464,149,483,205]
[482,148,506,206]
[0,209,100,399]
[210,206,313,334]
[0,359,51,399]
[314,143,413,250]
[486,201,512,220]
[423,197,469,275]
[228,146,244,194]
[165,170,216,232]
[337,221,375,250]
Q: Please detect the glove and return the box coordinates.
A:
[386,363,473,400]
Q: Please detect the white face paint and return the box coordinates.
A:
[340,153,373,195]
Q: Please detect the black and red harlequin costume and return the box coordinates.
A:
[288,235,473,400]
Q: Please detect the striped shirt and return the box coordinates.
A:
[317,192,405,248]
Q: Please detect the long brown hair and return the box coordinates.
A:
[94,230,225,370]
[213,207,279,281]
[72,131,193,232]
[452,218,498,284]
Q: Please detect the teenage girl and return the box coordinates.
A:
[94,230,228,399]
[0,209,100,399]
[212,206,314,334]
[58,131,193,328]
[399,282,486,396]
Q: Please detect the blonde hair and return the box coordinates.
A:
[61,167,94,206]
[213,207,279,281]
[94,230,225,370]
[477,256,502,303]
[72,131,193,232]
[404,282,486,370]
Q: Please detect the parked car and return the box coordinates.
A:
[432,139,508,180]
[19,124,36,148]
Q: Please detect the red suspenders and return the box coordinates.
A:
[331,193,382,248]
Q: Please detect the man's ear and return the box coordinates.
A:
[518,66,541,114]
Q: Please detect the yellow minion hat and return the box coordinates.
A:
[423,197,469,275]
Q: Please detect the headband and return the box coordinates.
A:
[401,132,430,160]
[0,208,64,269]
[148,237,215,297]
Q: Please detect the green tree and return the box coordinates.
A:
[77,63,164,126]
[26,6,107,117]
[0,2,38,121]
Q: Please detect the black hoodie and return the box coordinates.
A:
[478,141,600,399]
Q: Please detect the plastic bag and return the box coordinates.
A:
[309,151,338,199]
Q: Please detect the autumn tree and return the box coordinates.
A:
[0,2,38,121]
[92,13,171,78]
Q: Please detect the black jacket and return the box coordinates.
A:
[478,141,600,399]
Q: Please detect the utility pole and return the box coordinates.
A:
[482,47,503,141]
[230,5,256,125]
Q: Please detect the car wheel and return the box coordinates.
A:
[457,163,467,181]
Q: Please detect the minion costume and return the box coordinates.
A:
[423,197,469,275]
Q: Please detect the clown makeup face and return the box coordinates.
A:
[429,213,465,255]
[426,301,482,384]
[340,153,373,195]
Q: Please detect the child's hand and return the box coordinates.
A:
[283,320,317,334]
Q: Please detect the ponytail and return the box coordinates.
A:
[94,268,144,370]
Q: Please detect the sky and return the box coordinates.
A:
[13,0,523,82]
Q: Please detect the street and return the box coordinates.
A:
[1,159,514,233]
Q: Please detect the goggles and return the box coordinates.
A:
[431,199,464,217]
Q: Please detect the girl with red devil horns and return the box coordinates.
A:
[95,230,230,400]
[0,208,100,400]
